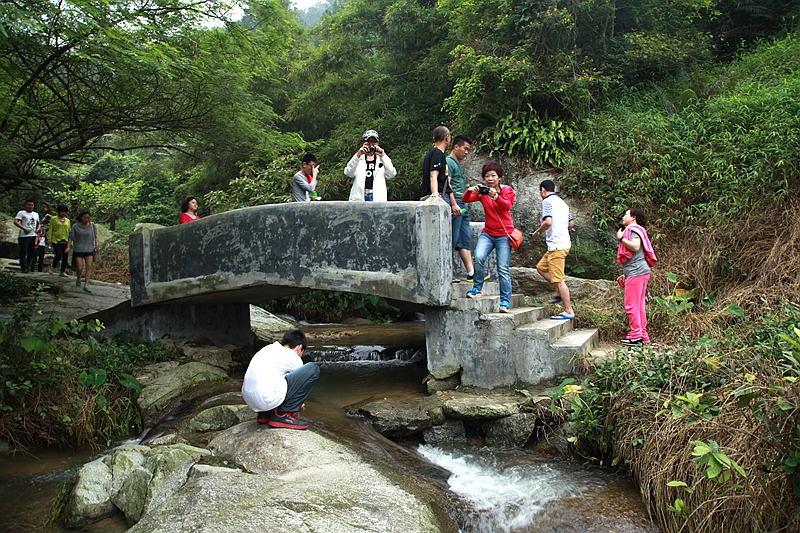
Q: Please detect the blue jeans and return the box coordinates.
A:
[445,197,472,250]
[473,233,512,305]
[365,192,373,202]
[279,362,320,414]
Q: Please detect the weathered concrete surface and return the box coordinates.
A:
[130,201,453,308]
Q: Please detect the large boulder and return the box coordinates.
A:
[64,457,116,528]
[65,443,212,528]
[511,266,617,302]
[135,361,228,419]
[346,396,446,437]
[482,413,538,447]
[124,422,452,533]
[249,304,297,341]
[441,395,521,420]
[185,404,253,432]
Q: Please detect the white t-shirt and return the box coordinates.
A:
[15,210,39,238]
[241,342,302,412]
[541,193,573,251]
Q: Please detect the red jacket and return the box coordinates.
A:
[462,185,517,237]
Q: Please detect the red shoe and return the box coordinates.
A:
[268,411,308,430]
[257,410,272,424]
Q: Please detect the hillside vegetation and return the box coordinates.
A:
[1,0,799,530]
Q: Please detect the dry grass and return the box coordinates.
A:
[576,200,800,346]
[93,240,130,285]
[609,388,800,533]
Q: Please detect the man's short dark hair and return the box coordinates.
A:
[25,198,35,204]
[57,204,68,214]
[281,329,308,352]
[433,126,450,142]
[453,135,473,147]
[629,208,648,228]
[540,180,556,192]
[302,153,317,165]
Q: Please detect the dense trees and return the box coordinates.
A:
[0,0,300,195]
[1,0,797,215]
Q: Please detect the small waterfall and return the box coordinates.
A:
[307,345,424,362]
[418,444,607,533]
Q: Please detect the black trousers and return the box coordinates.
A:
[18,237,35,271]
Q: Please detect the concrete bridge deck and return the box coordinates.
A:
[130,201,452,308]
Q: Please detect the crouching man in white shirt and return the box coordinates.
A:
[241,329,320,430]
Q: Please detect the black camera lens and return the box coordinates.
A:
[367,146,377,152]
[477,184,490,194]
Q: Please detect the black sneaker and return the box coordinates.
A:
[268,411,308,430]
[256,411,271,424]
[620,338,643,347]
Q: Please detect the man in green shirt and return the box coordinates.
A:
[445,135,475,282]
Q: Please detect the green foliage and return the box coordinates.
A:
[485,107,577,168]
[0,288,179,449]
[556,300,800,513]
[0,0,301,197]
[564,33,800,230]
[654,272,696,316]
[262,290,415,323]
[690,439,746,484]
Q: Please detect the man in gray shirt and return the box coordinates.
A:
[292,153,321,202]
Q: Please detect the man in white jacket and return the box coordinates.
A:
[241,329,320,430]
[346,129,397,202]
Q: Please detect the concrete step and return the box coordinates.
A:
[450,280,499,297]
[480,305,549,328]
[516,316,575,343]
[552,329,600,359]
[450,291,526,312]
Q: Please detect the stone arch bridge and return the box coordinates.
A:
[124,201,596,388]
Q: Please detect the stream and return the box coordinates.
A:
[0,320,657,533]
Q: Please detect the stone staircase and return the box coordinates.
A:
[425,281,599,389]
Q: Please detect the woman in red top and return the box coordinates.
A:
[462,161,517,312]
[179,197,200,224]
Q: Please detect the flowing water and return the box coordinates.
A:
[0,321,657,532]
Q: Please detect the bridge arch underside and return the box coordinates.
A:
[122,201,453,346]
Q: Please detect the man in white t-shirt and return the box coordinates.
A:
[532,180,575,320]
[241,329,320,430]
[14,199,40,273]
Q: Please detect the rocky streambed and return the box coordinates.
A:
[62,337,579,533]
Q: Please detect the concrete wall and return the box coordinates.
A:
[130,201,453,308]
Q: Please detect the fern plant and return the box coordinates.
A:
[485,106,577,168]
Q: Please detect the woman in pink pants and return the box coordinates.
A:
[616,208,657,346]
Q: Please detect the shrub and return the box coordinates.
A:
[0,289,179,449]
[555,302,800,533]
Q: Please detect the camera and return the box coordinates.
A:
[477,184,491,195]
[366,145,377,153]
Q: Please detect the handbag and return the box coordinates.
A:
[508,228,524,249]
[488,187,523,249]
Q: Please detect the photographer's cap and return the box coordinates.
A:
[362,129,379,142]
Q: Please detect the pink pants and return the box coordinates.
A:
[624,273,650,343]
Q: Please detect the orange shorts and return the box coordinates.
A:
[536,249,570,283]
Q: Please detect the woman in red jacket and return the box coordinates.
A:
[462,161,517,313]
